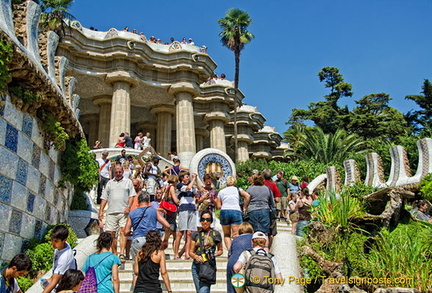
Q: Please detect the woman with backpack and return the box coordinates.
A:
[133,230,172,293]
[82,232,121,293]
[189,211,224,293]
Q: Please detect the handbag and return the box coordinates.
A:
[160,186,177,216]
[198,231,217,285]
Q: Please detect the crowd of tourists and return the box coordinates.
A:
[3,154,431,293]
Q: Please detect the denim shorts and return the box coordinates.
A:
[220,210,243,225]
[248,209,271,234]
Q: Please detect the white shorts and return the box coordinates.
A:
[105,213,127,232]
[177,210,197,231]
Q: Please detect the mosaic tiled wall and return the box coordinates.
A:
[0,93,73,263]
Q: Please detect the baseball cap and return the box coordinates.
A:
[252,231,268,241]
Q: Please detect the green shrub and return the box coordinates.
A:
[44,223,78,248]
[26,242,53,273]
[39,112,69,151]
[9,86,42,104]
[16,276,35,292]
[60,137,98,193]
[419,173,432,201]
[363,222,432,292]
[0,39,12,92]
[70,190,89,210]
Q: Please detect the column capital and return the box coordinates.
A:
[150,104,175,115]
[92,95,112,106]
[168,82,201,98]
[195,127,209,138]
[105,71,139,88]
[204,111,230,123]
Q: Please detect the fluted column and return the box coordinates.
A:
[109,81,131,147]
[151,105,175,157]
[195,128,209,152]
[169,82,200,167]
[93,96,112,147]
[208,120,226,152]
[237,125,254,162]
[238,141,250,162]
[204,103,230,153]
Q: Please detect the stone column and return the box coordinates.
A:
[87,114,99,147]
[195,128,209,152]
[150,105,175,157]
[205,108,229,152]
[93,96,112,147]
[105,73,138,147]
[168,82,200,167]
[237,126,254,162]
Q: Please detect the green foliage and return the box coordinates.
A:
[26,242,53,273]
[39,112,69,151]
[296,127,368,165]
[218,8,255,52]
[235,159,330,190]
[16,276,35,292]
[9,86,43,104]
[405,79,432,135]
[299,255,322,280]
[0,39,13,92]
[44,223,78,247]
[70,189,89,210]
[60,137,98,193]
[40,0,75,35]
[419,173,432,201]
[341,183,378,199]
[314,192,366,233]
[363,222,432,292]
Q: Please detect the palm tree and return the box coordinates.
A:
[296,127,368,165]
[218,8,254,162]
[39,0,75,35]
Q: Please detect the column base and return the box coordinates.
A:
[178,152,196,169]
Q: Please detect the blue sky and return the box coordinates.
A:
[69,0,432,136]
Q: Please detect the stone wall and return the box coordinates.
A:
[0,93,73,264]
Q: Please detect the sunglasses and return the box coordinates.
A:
[200,218,212,222]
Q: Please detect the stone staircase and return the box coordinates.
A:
[118,220,293,293]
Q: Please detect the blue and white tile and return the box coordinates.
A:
[21,213,36,238]
[0,93,6,116]
[0,232,4,258]
[10,181,28,210]
[54,165,61,184]
[5,123,18,153]
[31,144,40,169]
[45,204,51,222]
[50,207,58,224]
[48,147,60,164]
[16,158,28,186]
[0,204,12,231]
[34,219,43,239]
[31,120,44,150]
[17,132,33,163]
[39,151,50,178]
[0,118,6,146]
[1,233,22,260]
[27,192,36,213]
[39,175,46,195]
[33,196,46,220]
[26,165,41,194]
[49,159,55,182]
[44,179,54,204]
[9,209,22,234]
[22,113,33,138]
[0,173,13,204]
[0,147,18,180]
[3,98,23,130]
